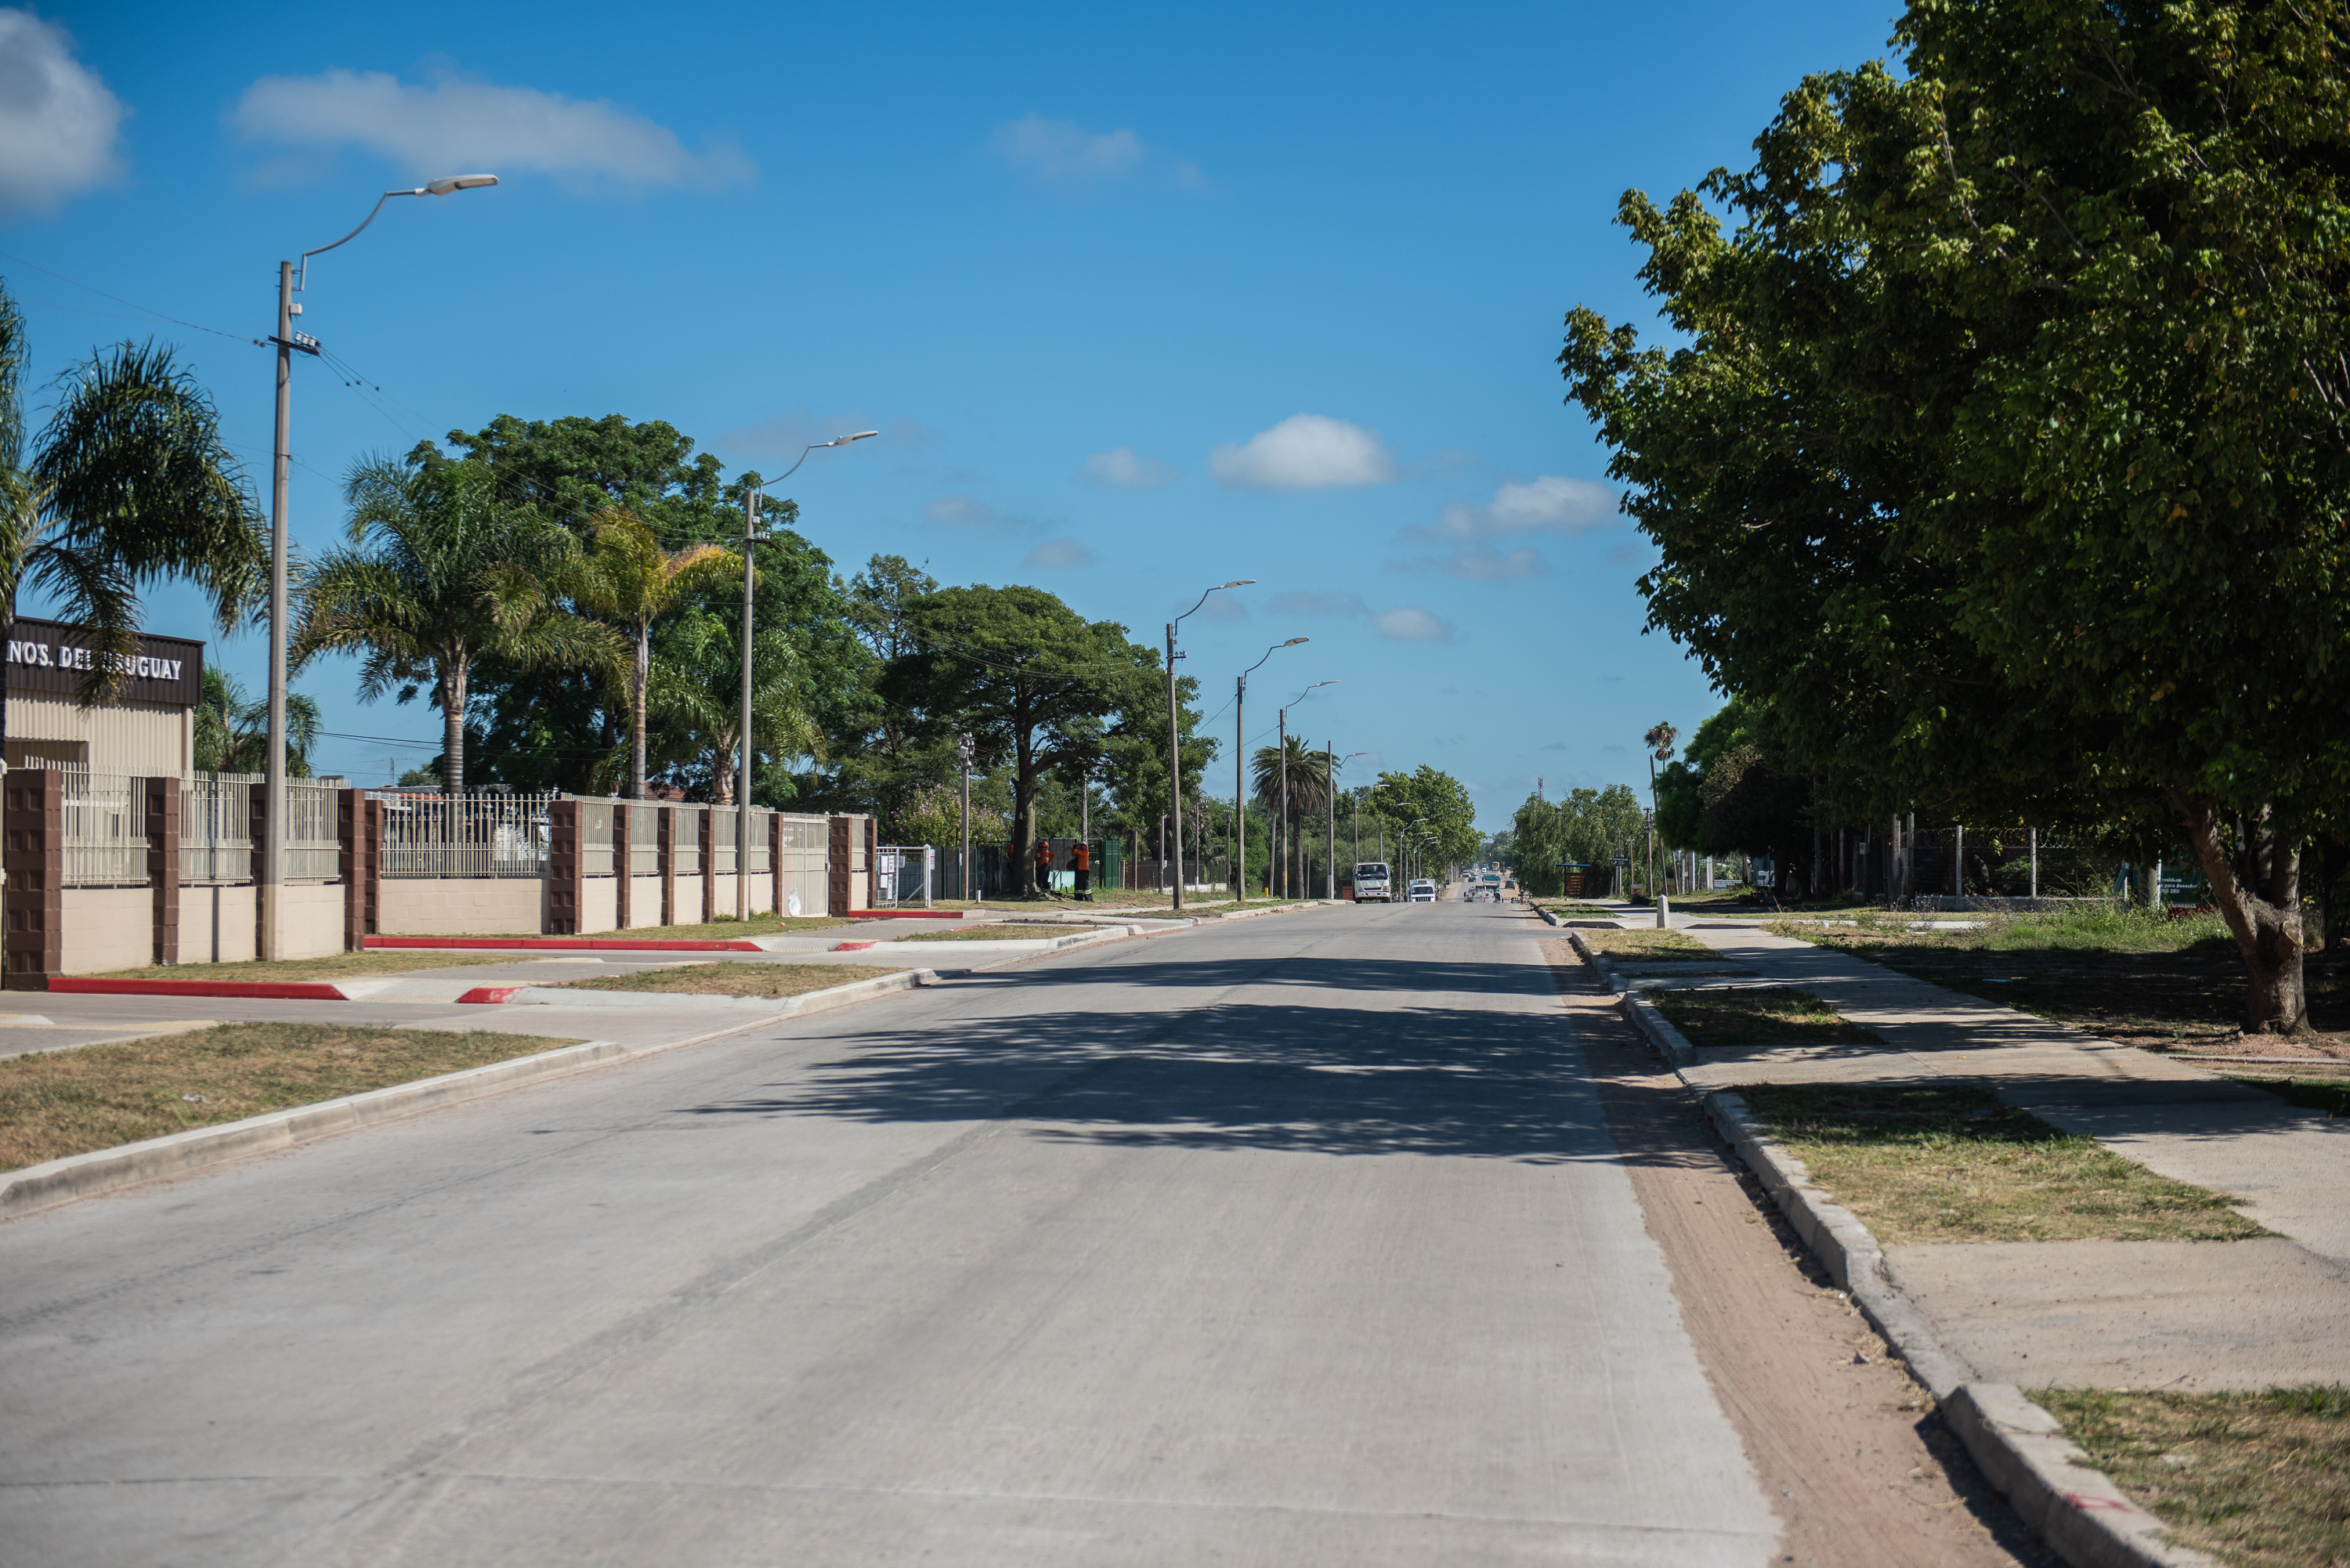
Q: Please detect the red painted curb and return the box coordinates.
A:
[48,978,350,1000]
[830,941,878,952]
[457,987,522,1004]
[366,937,766,952]
[846,910,964,919]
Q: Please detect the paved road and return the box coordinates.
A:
[1,902,1775,1566]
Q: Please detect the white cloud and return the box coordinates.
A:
[1210,414,1396,493]
[924,495,1042,535]
[1077,444,1177,488]
[1393,475,1615,578]
[1270,591,1369,619]
[0,10,124,212]
[1373,606,1455,642]
[1025,537,1097,569]
[228,69,752,189]
[992,114,1146,182]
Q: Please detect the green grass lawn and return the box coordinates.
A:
[1738,1082,2266,1244]
[550,962,886,998]
[0,1023,580,1170]
[1650,987,1880,1050]
[2035,1385,2350,1568]
[95,952,513,983]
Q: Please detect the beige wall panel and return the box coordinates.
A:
[581,876,618,936]
[60,886,156,974]
[8,695,190,777]
[626,876,665,929]
[377,880,544,938]
[281,883,346,959]
[178,883,258,965]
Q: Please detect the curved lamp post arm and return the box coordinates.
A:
[298,175,500,290]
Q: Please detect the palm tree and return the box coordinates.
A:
[0,284,267,773]
[1252,736,1330,898]
[293,455,622,794]
[645,605,822,803]
[570,509,739,799]
[193,666,319,775]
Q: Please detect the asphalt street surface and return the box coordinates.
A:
[1,901,1780,1566]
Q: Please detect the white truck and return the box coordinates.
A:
[1353,861,1393,902]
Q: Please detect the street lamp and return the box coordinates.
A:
[1339,751,1372,880]
[1235,638,1307,903]
[266,174,497,959]
[741,432,877,916]
[1166,580,1252,912]
[1278,681,1336,899]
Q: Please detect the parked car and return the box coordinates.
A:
[1408,879,1437,902]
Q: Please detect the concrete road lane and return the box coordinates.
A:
[0,902,1777,1566]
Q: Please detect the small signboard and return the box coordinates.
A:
[1611,856,1630,867]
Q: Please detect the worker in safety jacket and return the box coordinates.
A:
[1072,841,1092,901]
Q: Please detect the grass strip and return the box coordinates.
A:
[2227,1076,2350,1118]
[1738,1082,2265,1243]
[430,914,849,941]
[2034,1386,2350,1568]
[898,922,1077,942]
[1650,987,1880,1049]
[0,1023,580,1171]
[551,962,884,998]
[1579,927,1719,960]
[92,952,514,983]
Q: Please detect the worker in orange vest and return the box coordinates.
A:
[1034,836,1054,898]
[1072,840,1092,901]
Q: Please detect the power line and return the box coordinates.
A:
[0,250,265,348]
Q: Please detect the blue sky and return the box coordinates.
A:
[2,0,1900,826]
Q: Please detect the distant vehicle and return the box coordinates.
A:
[1354,861,1393,902]
[1408,879,1437,902]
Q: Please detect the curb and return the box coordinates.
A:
[50,977,355,1000]
[367,936,769,952]
[1579,945,2215,1567]
[483,968,944,1013]
[0,968,942,1225]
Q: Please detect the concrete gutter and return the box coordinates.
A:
[1567,939,2222,1568]
[364,936,772,952]
[0,967,943,1225]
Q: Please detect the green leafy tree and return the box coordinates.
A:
[1563,0,2350,1029]
[571,508,739,799]
[295,455,624,795]
[1365,765,1479,873]
[880,584,1158,897]
[645,604,822,803]
[0,285,266,766]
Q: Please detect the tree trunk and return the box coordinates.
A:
[1010,728,1036,898]
[2172,790,2308,1034]
[441,658,468,797]
[631,622,649,800]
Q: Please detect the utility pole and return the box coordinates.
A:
[1165,620,1181,910]
[1324,739,1336,900]
[957,732,973,905]
[1277,710,1289,900]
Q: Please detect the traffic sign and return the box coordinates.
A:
[1611,856,1630,867]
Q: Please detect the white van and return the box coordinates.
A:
[1354,862,1393,902]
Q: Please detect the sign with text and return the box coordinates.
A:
[5,616,204,707]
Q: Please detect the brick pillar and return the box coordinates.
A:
[614,804,632,930]
[248,778,269,958]
[5,768,63,989]
[658,805,675,927]
[828,815,851,916]
[362,797,384,936]
[338,788,362,952]
[149,776,181,966]
[699,807,716,923]
[548,798,583,935]
[769,811,783,919]
[863,816,877,913]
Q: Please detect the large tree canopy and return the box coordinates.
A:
[1564,0,2350,1029]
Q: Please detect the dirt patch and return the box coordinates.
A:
[0,1023,580,1171]
[1578,927,1717,960]
[1542,945,2053,1565]
[550,963,884,998]
[2034,1385,2350,1568]
[1738,1082,2266,1245]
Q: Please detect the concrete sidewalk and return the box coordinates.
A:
[1666,922,2350,1392]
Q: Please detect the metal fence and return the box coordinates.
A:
[182,771,255,883]
[287,779,342,880]
[374,789,555,878]
[58,768,146,887]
